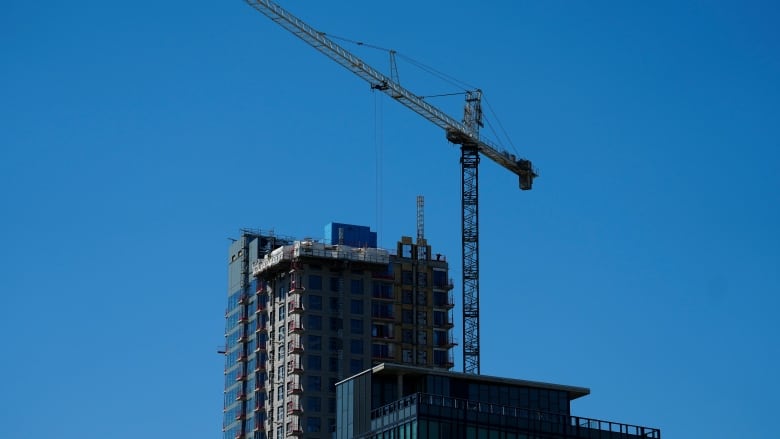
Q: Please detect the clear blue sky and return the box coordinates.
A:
[1,1,778,437]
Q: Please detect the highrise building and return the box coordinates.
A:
[222,224,455,439]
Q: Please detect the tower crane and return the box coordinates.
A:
[245,0,537,375]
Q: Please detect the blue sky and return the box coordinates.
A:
[1,1,778,437]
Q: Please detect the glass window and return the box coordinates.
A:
[305,417,322,433]
[329,317,342,331]
[372,343,390,358]
[277,385,284,400]
[350,359,363,374]
[350,318,363,334]
[306,375,322,391]
[329,356,339,372]
[307,355,322,371]
[307,334,322,351]
[402,270,413,285]
[308,294,322,310]
[308,275,322,290]
[328,337,342,352]
[433,270,447,288]
[329,277,340,292]
[372,282,393,299]
[329,297,340,312]
[306,397,322,412]
[308,314,322,330]
[350,339,363,354]
[350,299,363,314]
[350,279,364,295]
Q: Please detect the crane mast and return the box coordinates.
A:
[245,0,537,374]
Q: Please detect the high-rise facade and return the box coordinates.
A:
[222,224,455,439]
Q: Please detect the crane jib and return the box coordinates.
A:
[246,0,537,377]
[246,0,536,188]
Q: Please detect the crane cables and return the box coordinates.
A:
[326,33,522,158]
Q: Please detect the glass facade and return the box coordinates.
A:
[337,364,661,439]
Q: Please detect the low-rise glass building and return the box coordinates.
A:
[336,363,660,439]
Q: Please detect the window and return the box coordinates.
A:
[350,339,363,354]
[350,318,363,334]
[308,275,322,290]
[372,302,394,319]
[417,311,427,325]
[402,329,413,344]
[434,349,449,366]
[307,335,322,351]
[329,297,340,312]
[372,343,390,358]
[433,310,448,326]
[434,291,449,307]
[306,375,322,391]
[350,359,363,374]
[372,323,392,338]
[433,270,447,288]
[402,270,413,285]
[307,355,322,371]
[329,356,339,372]
[350,279,364,295]
[402,310,413,324]
[329,277,340,292]
[435,330,452,347]
[329,317,342,331]
[277,385,284,400]
[402,290,413,304]
[328,337,342,352]
[278,305,286,322]
[372,282,393,299]
[328,398,336,414]
[306,397,322,412]
[402,349,413,363]
[308,315,322,330]
[278,365,285,379]
[305,417,321,433]
[350,299,363,314]
[308,294,322,310]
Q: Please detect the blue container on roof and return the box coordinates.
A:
[324,223,377,248]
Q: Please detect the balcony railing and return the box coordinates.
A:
[366,393,660,439]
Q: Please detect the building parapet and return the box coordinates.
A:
[252,240,390,276]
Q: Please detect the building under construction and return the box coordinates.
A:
[222,223,456,438]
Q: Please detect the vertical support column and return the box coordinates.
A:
[461,144,480,375]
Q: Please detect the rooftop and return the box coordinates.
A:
[339,362,591,401]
